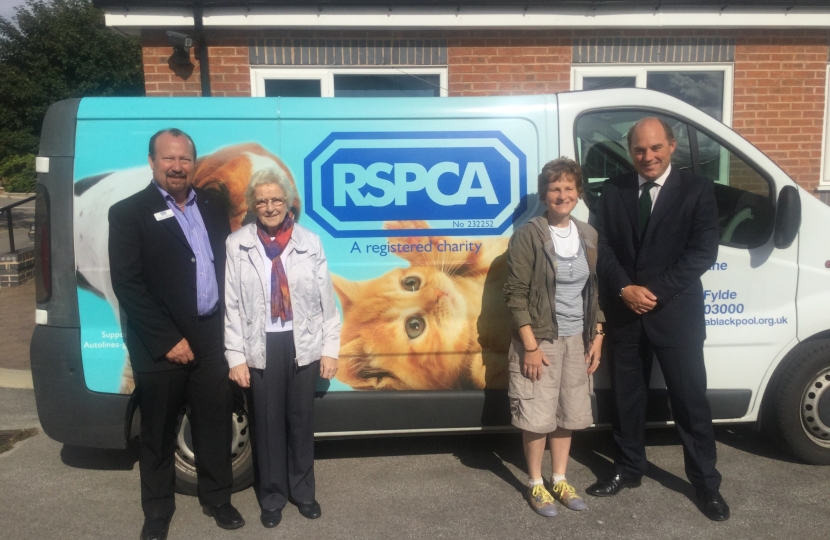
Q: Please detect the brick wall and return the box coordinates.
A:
[732,30,828,194]
[447,31,572,96]
[142,30,250,97]
[141,28,830,195]
[0,248,34,288]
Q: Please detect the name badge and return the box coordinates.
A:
[154,209,175,221]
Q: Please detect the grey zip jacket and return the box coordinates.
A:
[224,222,341,369]
[503,214,604,349]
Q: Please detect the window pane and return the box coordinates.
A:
[646,71,724,121]
[695,131,773,248]
[574,110,692,213]
[582,76,637,91]
[333,74,440,97]
[264,79,322,97]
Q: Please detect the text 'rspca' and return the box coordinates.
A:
[334,162,497,207]
[304,131,528,237]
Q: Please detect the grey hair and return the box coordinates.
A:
[245,167,298,211]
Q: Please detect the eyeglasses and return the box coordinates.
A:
[254,197,287,209]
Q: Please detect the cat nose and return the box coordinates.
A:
[435,289,448,300]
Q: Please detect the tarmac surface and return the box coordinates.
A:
[0,191,36,389]
[1,391,830,540]
[0,280,35,373]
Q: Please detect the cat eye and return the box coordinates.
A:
[405,316,425,339]
[401,276,421,292]
[360,368,396,382]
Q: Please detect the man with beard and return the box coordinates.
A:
[109,129,242,540]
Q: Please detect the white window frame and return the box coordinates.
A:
[571,63,734,127]
[820,65,830,189]
[250,66,449,98]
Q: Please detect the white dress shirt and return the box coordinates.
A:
[638,164,672,211]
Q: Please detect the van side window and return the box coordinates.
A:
[575,110,774,249]
[696,130,774,248]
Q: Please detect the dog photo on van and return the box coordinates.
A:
[74,141,511,394]
[74,143,298,393]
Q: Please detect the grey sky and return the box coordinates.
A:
[0,0,31,22]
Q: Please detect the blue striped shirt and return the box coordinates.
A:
[155,184,219,316]
[554,244,589,337]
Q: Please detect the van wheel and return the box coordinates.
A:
[769,339,830,465]
[174,406,254,495]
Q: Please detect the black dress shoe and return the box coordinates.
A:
[202,502,245,530]
[297,499,322,519]
[140,517,170,540]
[585,473,642,497]
[260,508,283,528]
[697,489,730,521]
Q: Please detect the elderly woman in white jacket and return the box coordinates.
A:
[225,168,340,529]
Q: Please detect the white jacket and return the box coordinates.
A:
[224,222,341,369]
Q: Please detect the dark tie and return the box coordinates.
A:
[639,181,656,236]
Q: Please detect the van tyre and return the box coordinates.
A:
[768,339,830,465]
[173,405,254,495]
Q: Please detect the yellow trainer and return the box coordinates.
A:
[552,480,588,511]
[527,484,558,517]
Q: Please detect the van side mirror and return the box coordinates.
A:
[773,185,801,249]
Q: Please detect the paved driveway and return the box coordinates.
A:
[0,195,34,254]
[1,386,829,540]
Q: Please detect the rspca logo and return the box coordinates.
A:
[304,131,527,237]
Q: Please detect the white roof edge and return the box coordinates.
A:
[105,7,830,30]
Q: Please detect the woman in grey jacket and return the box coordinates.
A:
[504,157,604,517]
[225,168,341,529]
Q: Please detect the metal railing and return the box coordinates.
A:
[0,196,35,253]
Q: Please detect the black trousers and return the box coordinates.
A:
[609,323,722,492]
[133,315,233,519]
[249,331,318,512]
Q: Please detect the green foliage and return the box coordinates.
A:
[0,0,144,161]
[0,154,36,193]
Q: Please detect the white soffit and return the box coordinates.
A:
[105,7,830,30]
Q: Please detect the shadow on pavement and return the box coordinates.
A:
[315,433,528,494]
[713,424,799,463]
[60,438,139,471]
[454,434,527,495]
[570,428,696,503]
[568,429,616,479]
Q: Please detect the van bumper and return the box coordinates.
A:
[30,325,130,449]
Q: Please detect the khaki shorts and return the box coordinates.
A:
[508,334,594,434]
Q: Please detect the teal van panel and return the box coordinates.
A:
[77,97,279,119]
[71,96,557,395]
[277,94,549,119]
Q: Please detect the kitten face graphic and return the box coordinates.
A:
[333,266,474,390]
[332,222,511,391]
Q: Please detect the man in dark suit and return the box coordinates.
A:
[109,129,243,540]
[586,117,729,521]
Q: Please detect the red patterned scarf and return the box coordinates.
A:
[256,216,294,322]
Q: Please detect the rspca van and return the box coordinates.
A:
[30,89,830,492]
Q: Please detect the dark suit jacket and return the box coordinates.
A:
[108,183,231,373]
[596,168,719,347]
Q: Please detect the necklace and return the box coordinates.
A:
[550,222,572,238]
[176,201,186,211]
